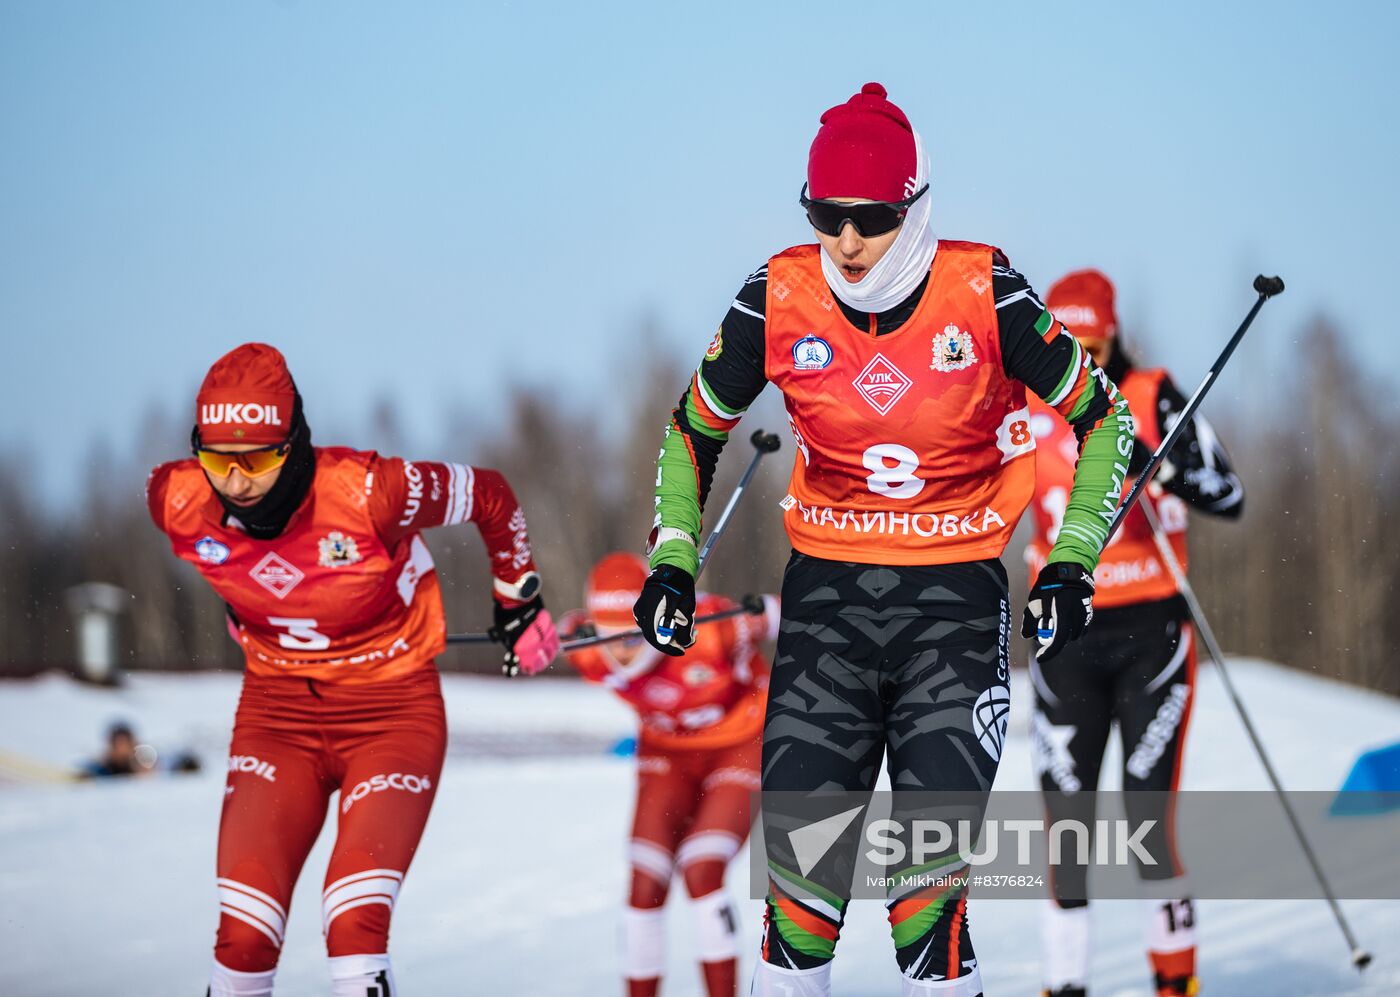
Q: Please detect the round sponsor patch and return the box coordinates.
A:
[792,334,833,370]
[195,536,231,565]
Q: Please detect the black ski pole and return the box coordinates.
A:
[696,429,782,577]
[1138,498,1372,971]
[444,597,764,647]
[445,429,781,648]
[1106,275,1284,545]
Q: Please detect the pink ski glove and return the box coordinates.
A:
[492,598,560,677]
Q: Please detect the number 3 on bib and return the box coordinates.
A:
[268,616,330,651]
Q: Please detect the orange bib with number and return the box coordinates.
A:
[154,449,446,684]
[1025,368,1188,608]
[764,241,1035,566]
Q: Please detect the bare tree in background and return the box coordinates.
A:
[1191,317,1400,695]
[2,314,1396,694]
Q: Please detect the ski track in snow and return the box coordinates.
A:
[1,660,1397,996]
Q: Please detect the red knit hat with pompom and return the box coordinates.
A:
[807,82,918,202]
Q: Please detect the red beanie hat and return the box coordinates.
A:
[196,343,297,445]
[1047,269,1119,343]
[808,82,918,202]
[587,551,650,628]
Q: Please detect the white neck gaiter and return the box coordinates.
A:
[819,128,936,315]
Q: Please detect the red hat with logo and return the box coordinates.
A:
[808,82,917,202]
[196,343,297,445]
[587,551,649,628]
[1047,269,1119,344]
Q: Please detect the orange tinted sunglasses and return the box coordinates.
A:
[191,430,291,479]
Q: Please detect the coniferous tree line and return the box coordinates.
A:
[0,318,1395,696]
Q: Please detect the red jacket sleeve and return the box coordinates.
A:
[369,456,542,603]
[146,463,174,534]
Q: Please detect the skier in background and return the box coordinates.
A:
[1027,270,1244,997]
[147,343,559,997]
[630,82,1136,996]
[81,721,154,778]
[560,552,778,997]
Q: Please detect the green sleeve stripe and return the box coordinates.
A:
[1048,393,1135,571]
[683,390,730,440]
[1058,521,1108,548]
[650,421,703,574]
[696,368,746,418]
[1034,308,1055,337]
[1044,336,1083,407]
[1065,380,1096,422]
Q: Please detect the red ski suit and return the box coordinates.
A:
[148,448,539,971]
[562,595,778,904]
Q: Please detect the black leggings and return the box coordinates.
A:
[1030,595,1196,905]
[759,551,1009,983]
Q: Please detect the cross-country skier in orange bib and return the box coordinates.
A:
[560,552,780,997]
[630,84,1137,996]
[146,343,560,997]
[1027,270,1244,997]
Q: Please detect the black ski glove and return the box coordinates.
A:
[632,564,696,657]
[1022,562,1096,662]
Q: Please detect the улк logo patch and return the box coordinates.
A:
[195,536,230,565]
[792,334,833,370]
[249,551,304,599]
[853,354,912,415]
[930,324,978,373]
[318,531,362,568]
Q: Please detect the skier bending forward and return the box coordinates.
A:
[561,552,780,997]
[631,83,1135,997]
[147,343,559,996]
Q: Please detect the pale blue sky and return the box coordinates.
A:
[3,1,1397,509]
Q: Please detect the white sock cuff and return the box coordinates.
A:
[751,960,832,997]
[1042,899,1090,989]
[622,905,667,980]
[901,965,983,995]
[689,888,740,961]
[329,952,391,977]
[209,961,276,997]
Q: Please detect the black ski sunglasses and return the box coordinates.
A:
[799,182,929,237]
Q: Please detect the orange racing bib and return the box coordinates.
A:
[1026,367,1188,608]
[764,241,1035,566]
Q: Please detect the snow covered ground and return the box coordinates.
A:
[1,660,1397,996]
